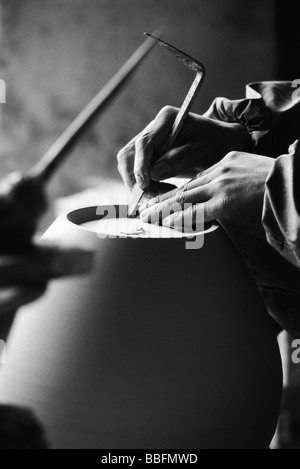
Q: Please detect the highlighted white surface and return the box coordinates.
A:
[80,218,217,238]
[81,218,184,238]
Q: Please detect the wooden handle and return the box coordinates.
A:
[29,34,158,183]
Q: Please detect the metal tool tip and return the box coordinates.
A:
[144,31,162,40]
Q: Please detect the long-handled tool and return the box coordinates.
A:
[127,33,206,218]
[0,33,157,249]
[30,34,158,183]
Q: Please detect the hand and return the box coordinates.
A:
[0,242,94,316]
[0,405,49,449]
[139,151,274,230]
[117,106,250,190]
[0,172,47,246]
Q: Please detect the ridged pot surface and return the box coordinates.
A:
[0,206,282,449]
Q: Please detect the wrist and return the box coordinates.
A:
[203,118,252,167]
[230,123,252,153]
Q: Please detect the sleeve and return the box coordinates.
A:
[204,95,272,155]
[263,140,300,268]
[205,81,300,157]
[205,81,300,267]
[202,82,300,336]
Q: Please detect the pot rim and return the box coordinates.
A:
[66,205,219,239]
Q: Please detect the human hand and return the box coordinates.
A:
[117,106,250,190]
[0,172,47,247]
[139,151,274,230]
[0,242,94,316]
[0,404,49,449]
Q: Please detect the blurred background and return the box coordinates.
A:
[0,0,277,213]
[0,0,299,449]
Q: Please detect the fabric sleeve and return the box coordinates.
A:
[201,82,300,336]
[204,96,272,155]
[205,81,300,267]
[263,140,300,268]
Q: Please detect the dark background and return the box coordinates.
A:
[276,0,300,80]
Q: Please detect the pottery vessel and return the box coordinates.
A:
[0,206,283,449]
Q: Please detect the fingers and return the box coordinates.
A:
[0,244,94,288]
[0,285,47,315]
[140,164,222,212]
[139,161,226,228]
[117,140,137,189]
[140,185,212,225]
[117,106,178,189]
[134,132,153,189]
[162,204,205,233]
[161,198,221,232]
[140,191,220,231]
[117,124,155,189]
[141,185,184,211]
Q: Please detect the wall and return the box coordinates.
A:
[0,0,276,209]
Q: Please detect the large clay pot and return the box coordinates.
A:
[0,206,282,449]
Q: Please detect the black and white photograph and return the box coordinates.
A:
[0,0,299,451]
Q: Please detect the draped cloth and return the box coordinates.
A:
[205,82,300,336]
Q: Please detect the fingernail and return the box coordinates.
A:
[50,249,94,278]
[151,162,169,179]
